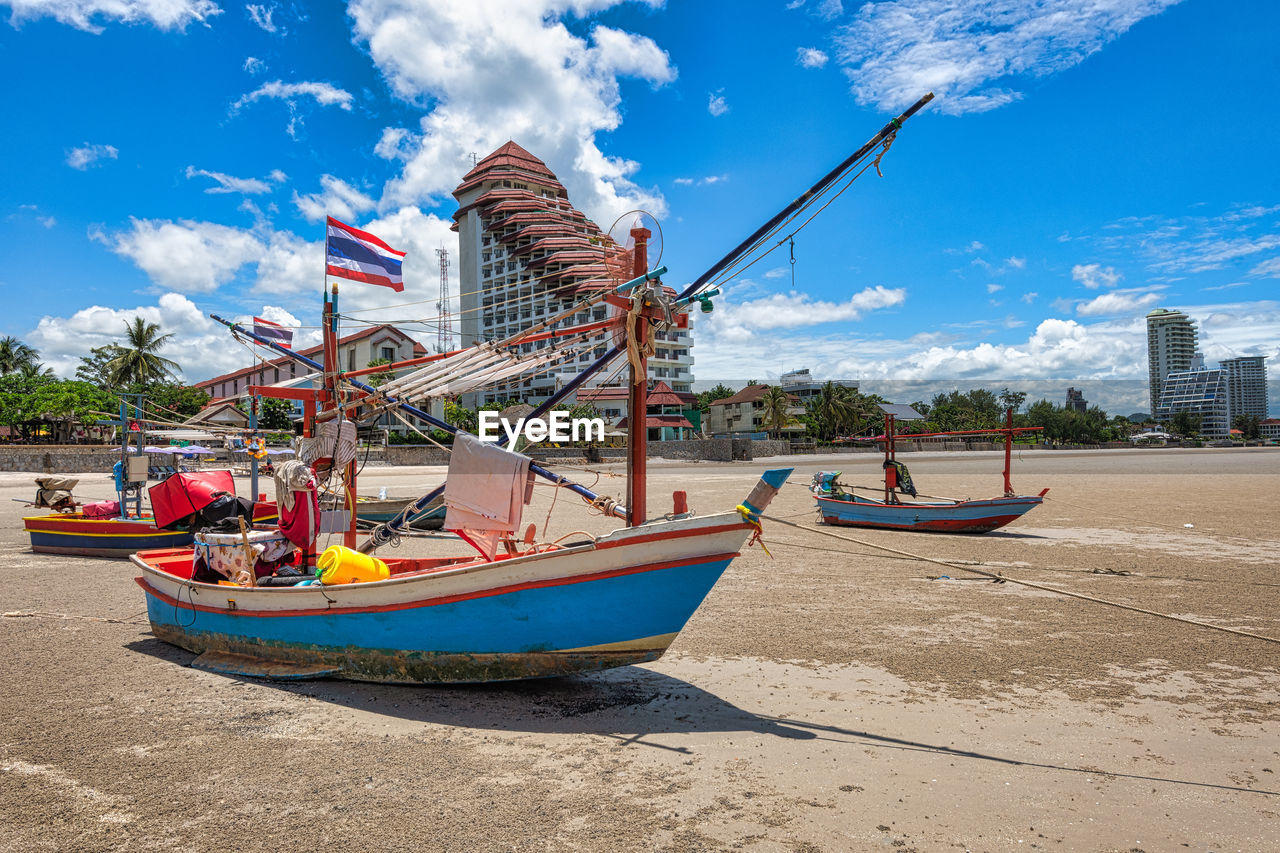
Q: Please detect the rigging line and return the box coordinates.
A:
[682,138,892,300]
[699,152,887,294]
[337,260,616,316]
[762,514,1280,647]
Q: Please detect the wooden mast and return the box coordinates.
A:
[626,226,650,527]
[1002,407,1014,497]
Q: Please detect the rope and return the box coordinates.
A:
[761,514,1280,647]
[3,610,148,626]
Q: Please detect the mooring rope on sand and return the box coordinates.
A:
[2,610,148,626]
[762,515,1280,647]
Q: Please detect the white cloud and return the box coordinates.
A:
[246,3,275,32]
[292,175,377,223]
[5,0,221,33]
[353,0,675,225]
[762,267,788,280]
[797,47,829,69]
[267,169,287,183]
[1247,256,1280,279]
[184,166,274,194]
[100,217,266,293]
[707,89,729,117]
[986,283,1002,293]
[833,0,1182,115]
[1071,262,1122,289]
[1073,289,1161,317]
[672,177,693,186]
[1005,256,1026,269]
[244,56,266,74]
[27,293,240,381]
[1094,205,1280,277]
[1021,291,1038,304]
[708,285,905,342]
[232,80,354,116]
[66,142,118,170]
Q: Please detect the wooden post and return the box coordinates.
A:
[884,413,896,504]
[1003,407,1014,497]
[626,226,650,527]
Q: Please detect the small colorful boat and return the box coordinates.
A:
[132,475,786,683]
[813,404,1047,534]
[24,420,278,559]
[25,500,280,558]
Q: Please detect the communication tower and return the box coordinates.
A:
[435,247,452,353]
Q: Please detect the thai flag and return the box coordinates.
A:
[325,216,406,292]
[253,317,293,349]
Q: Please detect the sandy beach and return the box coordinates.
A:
[2,447,1278,852]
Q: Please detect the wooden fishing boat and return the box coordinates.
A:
[22,405,279,559]
[132,474,786,683]
[813,404,1047,534]
[24,502,280,558]
[132,95,931,683]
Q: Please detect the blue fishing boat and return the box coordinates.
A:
[132,95,930,683]
[813,404,1047,533]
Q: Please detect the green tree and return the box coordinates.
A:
[17,362,55,379]
[696,383,736,413]
[1168,410,1202,438]
[76,345,128,386]
[0,336,41,376]
[365,357,395,387]
[760,386,793,438]
[107,317,180,386]
[998,388,1027,413]
[1233,414,1261,440]
[257,397,296,431]
[124,382,211,419]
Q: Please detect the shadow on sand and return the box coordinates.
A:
[128,636,1278,797]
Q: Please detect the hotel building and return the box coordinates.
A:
[1220,355,1268,421]
[1146,308,1197,416]
[452,142,694,406]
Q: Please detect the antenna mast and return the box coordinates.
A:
[435,247,452,353]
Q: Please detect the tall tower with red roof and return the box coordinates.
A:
[452,141,694,405]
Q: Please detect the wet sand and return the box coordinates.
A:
[2,447,1278,851]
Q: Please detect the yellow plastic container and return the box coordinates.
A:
[316,545,390,585]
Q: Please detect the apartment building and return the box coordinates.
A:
[1146,308,1197,416]
[1220,355,1268,420]
[452,141,693,406]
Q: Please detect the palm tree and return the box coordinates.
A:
[760,386,793,438]
[17,362,55,379]
[107,317,181,386]
[0,336,40,375]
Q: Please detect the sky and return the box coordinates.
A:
[2,0,1278,416]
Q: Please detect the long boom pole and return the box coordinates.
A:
[210,314,624,516]
[676,92,934,301]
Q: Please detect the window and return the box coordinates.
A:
[347,348,356,372]
[380,346,395,362]
[273,368,280,383]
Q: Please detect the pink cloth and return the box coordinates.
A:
[82,500,119,519]
[279,486,319,549]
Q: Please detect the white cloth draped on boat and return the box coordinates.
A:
[297,419,357,471]
[443,433,533,560]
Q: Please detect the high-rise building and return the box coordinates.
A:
[452,141,693,405]
[1155,367,1229,439]
[1065,387,1086,413]
[1146,308,1197,416]
[1220,356,1268,421]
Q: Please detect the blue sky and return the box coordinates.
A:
[2,0,1277,414]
